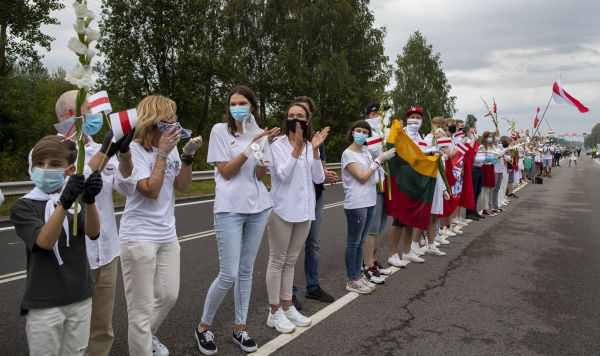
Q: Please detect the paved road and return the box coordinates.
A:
[1,158,599,355]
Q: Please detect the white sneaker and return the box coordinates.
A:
[374,261,392,274]
[426,245,446,256]
[152,336,169,356]
[267,308,295,333]
[388,254,409,267]
[451,226,463,235]
[441,227,456,237]
[284,305,311,327]
[451,218,464,226]
[435,235,450,245]
[361,276,377,290]
[346,279,373,294]
[411,243,425,256]
[462,217,473,224]
[434,241,440,247]
[402,250,425,263]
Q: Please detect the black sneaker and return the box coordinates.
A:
[232,330,258,353]
[305,286,334,303]
[195,328,217,355]
[292,295,302,311]
[374,260,392,275]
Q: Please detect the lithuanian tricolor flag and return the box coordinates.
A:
[384,120,440,230]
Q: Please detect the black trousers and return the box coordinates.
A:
[467,166,483,215]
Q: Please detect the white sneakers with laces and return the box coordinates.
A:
[152,335,169,356]
[346,279,373,294]
[388,253,409,267]
[267,307,296,334]
[451,225,463,235]
[284,305,311,327]
[426,244,446,256]
[402,250,425,263]
[435,235,450,245]
[441,226,456,237]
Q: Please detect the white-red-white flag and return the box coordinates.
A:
[109,109,138,142]
[453,131,464,139]
[437,137,453,147]
[533,107,540,129]
[456,142,469,154]
[552,79,589,113]
[366,136,383,146]
[548,131,555,136]
[88,91,112,114]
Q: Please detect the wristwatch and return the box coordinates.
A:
[181,153,194,165]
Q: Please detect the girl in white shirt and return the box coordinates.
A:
[342,120,395,294]
[195,86,279,355]
[265,103,329,334]
[119,95,202,356]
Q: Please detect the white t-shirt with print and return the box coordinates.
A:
[119,141,181,244]
[206,123,272,214]
[341,147,377,209]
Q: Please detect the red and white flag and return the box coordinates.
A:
[366,136,382,146]
[88,91,112,114]
[109,109,138,142]
[437,137,453,147]
[552,79,589,113]
[453,131,464,139]
[548,131,555,136]
[418,141,428,147]
[456,142,469,154]
[533,107,540,128]
[505,126,512,133]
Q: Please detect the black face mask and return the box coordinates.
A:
[502,142,509,148]
[448,125,457,134]
[286,119,308,133]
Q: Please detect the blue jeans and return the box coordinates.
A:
[201,208,270,325]
[344,206,375,281]
[293,194,324,295]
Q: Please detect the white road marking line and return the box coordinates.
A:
[0,275,27,284]
[513,181,528,193]
[0,270,26,279]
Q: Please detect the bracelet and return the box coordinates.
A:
[117,152,131,161]
[157,151,168,158]
[181,155,194,165]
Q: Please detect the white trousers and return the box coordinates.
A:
[120,241,180,356]
[26,298,92,356]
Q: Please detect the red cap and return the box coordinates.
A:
[406,107,423,118]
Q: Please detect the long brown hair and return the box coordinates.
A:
[481,131,492,149]
[284,103,313,142]
[224,85,261,136]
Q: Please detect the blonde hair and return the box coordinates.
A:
[134,95,177,151]
[432,116,445,129]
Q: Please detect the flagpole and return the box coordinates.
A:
[532,95,553,138]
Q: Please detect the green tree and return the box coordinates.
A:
[584,123,600,148]
[465,114,477,130]
[0,0,64,76]
[390,31,456,135]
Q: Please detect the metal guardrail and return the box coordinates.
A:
[0,163,342,196]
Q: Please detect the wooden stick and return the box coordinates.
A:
[98,141,113,169]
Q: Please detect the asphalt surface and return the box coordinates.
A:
[1,157,599,355]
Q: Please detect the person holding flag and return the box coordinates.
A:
[118,95,202,355]
[54,90,135,355]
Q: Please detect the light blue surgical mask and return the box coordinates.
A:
[487,138,493,143]
[495,137,501,143]
[83,113,103,135]
[30,167,69,194]
[353,132,367,145]
[230,106,250,122]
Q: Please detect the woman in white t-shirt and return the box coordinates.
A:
[265,102,329,334]
[195,86,279,355]
[119,95,202,356]
[341,120,395,295]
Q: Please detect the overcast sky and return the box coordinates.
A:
[40,0,599,140]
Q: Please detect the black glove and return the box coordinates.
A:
[118,128,135,154]
[82,171,103,204]
[59,174,85,210]
[100,130,120,158]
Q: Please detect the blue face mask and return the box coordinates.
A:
[230,106,250,122]
[83,113,103,136]
[487,138,493,143]
[495,137,501,143]
[353,132,368,145]
[30,167,69,194]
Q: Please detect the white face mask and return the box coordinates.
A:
[406,125,420,134]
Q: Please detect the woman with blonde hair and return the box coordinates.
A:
[118,95,202,355]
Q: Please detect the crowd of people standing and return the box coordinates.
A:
[10,86,569,355]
